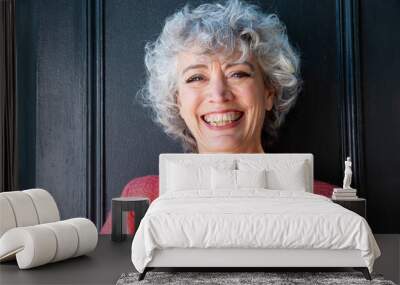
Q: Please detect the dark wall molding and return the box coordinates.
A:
[336,0,365,194]
[0,0,18,192]
[16,0,37,190]
[87,0,105,228]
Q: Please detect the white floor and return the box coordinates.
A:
[374,234,400,284]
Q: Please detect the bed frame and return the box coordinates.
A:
[138,154,372,281]
[139,248,371,280]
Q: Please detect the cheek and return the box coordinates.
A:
[177,88,202,118]
[234,85,265,109]
[234,85,267,131]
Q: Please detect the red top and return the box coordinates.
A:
[100,175,337,235]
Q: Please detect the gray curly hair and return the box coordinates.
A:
[139,0,301,152]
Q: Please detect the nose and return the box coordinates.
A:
[207,74,233,103]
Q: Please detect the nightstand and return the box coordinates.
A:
[112,197,150,242]
[332,198,366,219]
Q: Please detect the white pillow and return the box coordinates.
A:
[211,168,236,190]
[167,163,208,191]
[236,169,267,188]
[238,160,308,191]
[266,164,306,191]
[167,160,235,191]
[211,168,267,190]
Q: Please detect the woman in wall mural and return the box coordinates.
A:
[101,0,335,234]
[139,0,300,154]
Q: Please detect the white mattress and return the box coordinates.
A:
[131,190,380,273]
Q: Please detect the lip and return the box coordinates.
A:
[200,111,244,130]
[201,109,243,116]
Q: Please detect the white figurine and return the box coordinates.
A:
[342,157,353,189]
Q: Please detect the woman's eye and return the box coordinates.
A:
[185,75,204,83]
[230,71,251,79]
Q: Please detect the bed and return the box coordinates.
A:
[131,154,380,280]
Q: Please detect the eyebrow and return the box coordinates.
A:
[181,61,255,76]
[181,64,208,76]
[225,61,255,71]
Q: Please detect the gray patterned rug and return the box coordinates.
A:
[116,271,396,285]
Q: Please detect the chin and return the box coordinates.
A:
[199,140,248,153]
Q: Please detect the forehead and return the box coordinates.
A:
[176,49,255,69]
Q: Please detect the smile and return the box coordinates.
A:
[201,111,244,129]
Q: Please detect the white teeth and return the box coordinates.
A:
[204,112,242,126]
[210,121,230,127]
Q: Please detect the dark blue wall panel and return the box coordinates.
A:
[35,0,88,219]
[360,0,400,233]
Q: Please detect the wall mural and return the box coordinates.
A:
[19,0,397,232]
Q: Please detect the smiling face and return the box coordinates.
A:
[176,50,274,153]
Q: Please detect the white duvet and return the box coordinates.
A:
[131,190,380,273]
